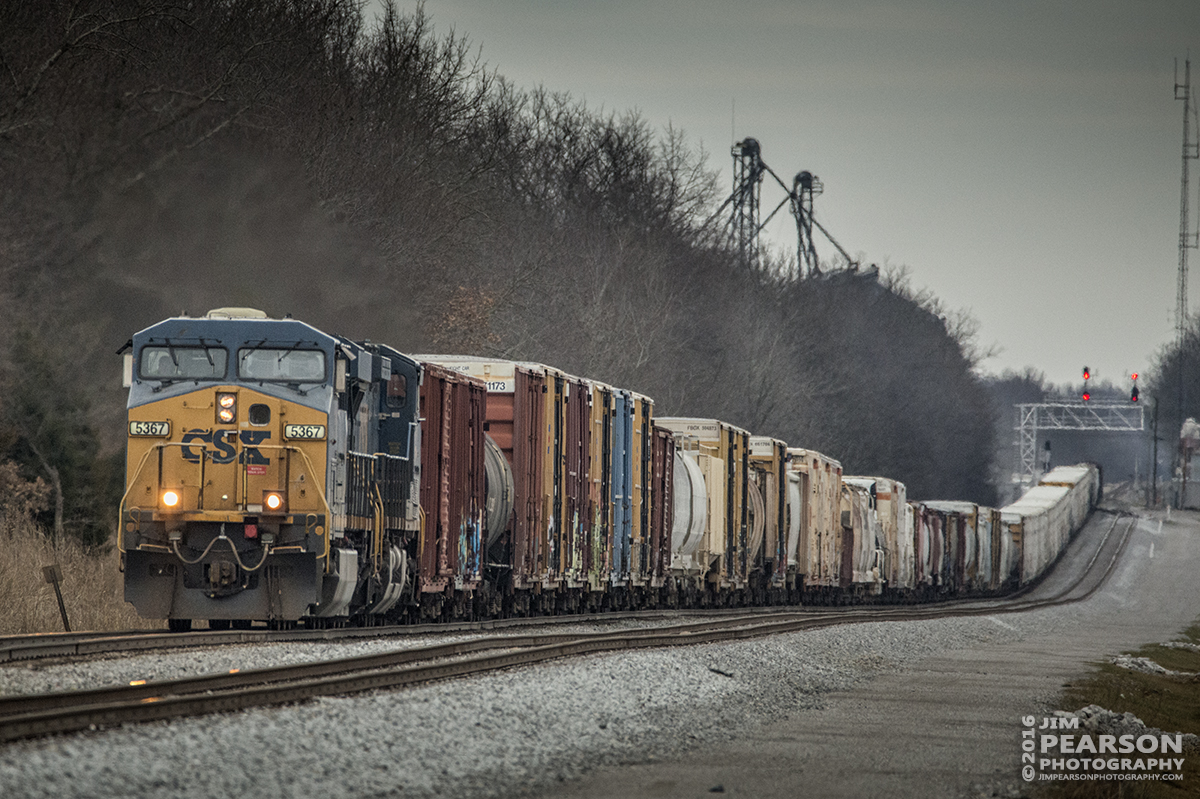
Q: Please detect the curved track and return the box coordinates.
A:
[0,511,1136,743]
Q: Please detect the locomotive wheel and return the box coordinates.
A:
[208,619,231,631]
[167,618,192,633]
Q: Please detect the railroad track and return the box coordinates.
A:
[0,512,1135,744]
[0,606,839,664]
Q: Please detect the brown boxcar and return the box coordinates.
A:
[647,425,675,587]
[412,357,547,593]
[417,363,487,594]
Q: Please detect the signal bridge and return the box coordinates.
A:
[1016,401,1144,483]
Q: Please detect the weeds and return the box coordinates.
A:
[0,517,159,634]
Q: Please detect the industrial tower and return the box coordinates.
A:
[709,138,855,278]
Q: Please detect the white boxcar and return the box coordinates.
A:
[860,477,910,594]
[999,463,1096,585]
[787,448,843,589]
[842,478,885,592]
[1002,484,1070,582]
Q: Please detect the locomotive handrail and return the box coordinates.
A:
[117,444,161,553]
[117,441,333,571]
[251,444,333,570]
[117,441,199,554]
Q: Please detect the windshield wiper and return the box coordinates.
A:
[164,338,180,368]
[198,337,216,368]
[276,340,306,364]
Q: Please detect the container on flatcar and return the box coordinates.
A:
[657,418,750,589]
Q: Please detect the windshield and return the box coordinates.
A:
[139,346,227,380]
[238,347,326,382]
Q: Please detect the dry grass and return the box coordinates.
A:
[0,518,162,634]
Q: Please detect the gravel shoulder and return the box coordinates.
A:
[533,508,1200,799]
[0,508,1188,799]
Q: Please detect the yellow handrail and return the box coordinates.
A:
[372,483,386,572]
[117,444,163,553]
[118,441,333,571]
[252,443,333,569]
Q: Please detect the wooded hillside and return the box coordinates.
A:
[0,1,998,544]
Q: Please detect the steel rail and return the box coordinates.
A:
[0,511,1130,665]
[0,608,821,664]
[0,514,1137,743]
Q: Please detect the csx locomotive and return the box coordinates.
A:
[119,308,1099,629]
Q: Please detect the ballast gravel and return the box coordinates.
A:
[0,606,1080,799]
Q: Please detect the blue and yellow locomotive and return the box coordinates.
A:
[120,308,427,629]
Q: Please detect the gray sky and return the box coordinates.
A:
[376,1,1199,388]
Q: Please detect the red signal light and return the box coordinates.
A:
[1131,372,1138,381]
[1131,385,1139,402]
[1083,366,1091,380]
[1082,392,1091,401]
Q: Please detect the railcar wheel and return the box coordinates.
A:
[208,619,231,631]
[231,619,253,630]
[167,618,192,633]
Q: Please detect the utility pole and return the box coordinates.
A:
[1151,397,1160,507]
[1175,57,1199,419]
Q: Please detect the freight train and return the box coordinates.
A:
[118,309,1101,630]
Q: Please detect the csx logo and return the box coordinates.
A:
[181,429,271,465]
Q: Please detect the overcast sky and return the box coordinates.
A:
[374,1,1199,388]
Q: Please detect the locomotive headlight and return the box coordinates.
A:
[216,392,237,424]
[162,490,181,508]
[263,490,285,513]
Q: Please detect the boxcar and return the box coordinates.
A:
[786,448,843,595]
